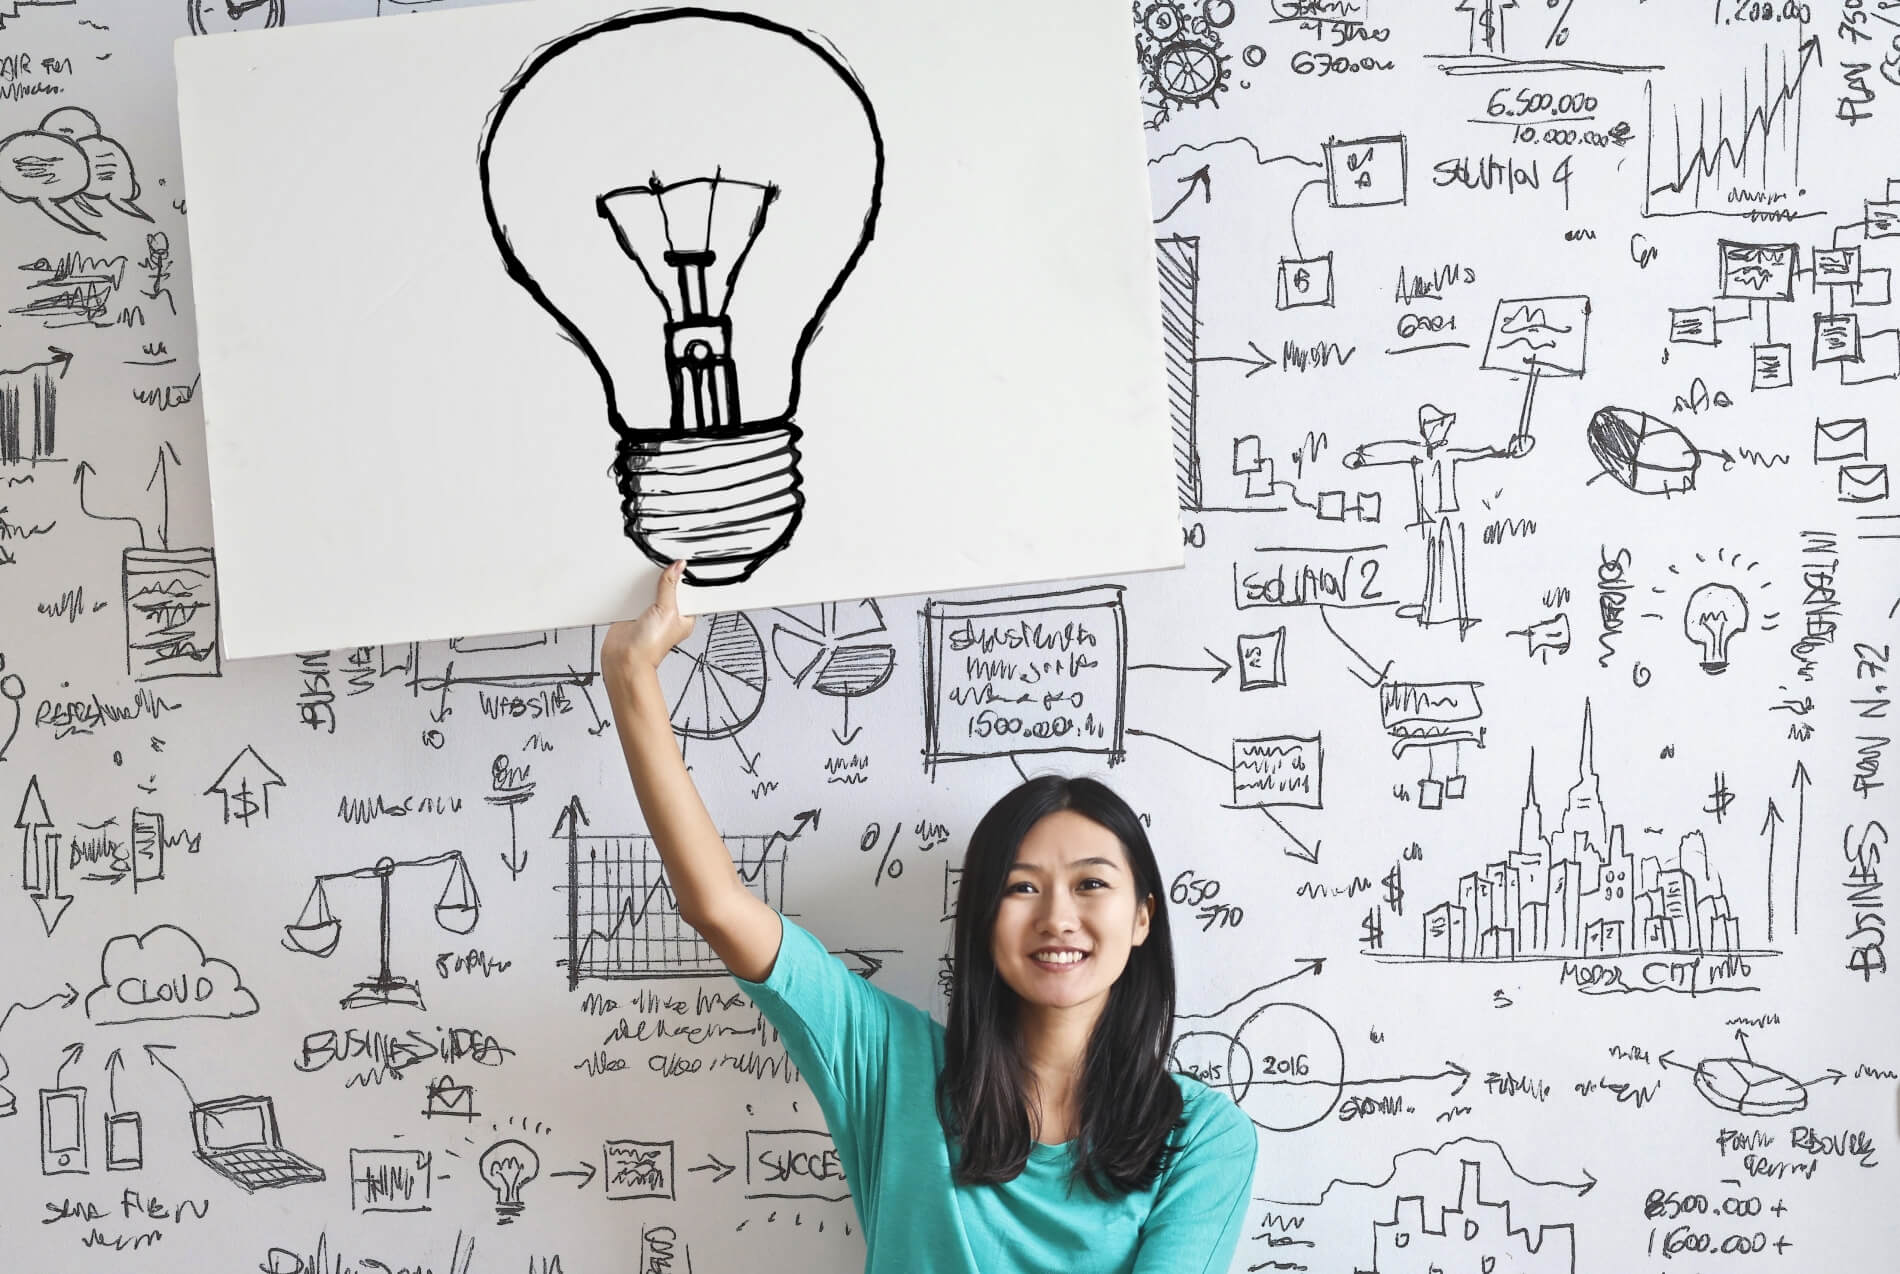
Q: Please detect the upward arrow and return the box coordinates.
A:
[1155,164,1212,225]
[145,442,180,552]
[1790,761,1810,935]
[1760,797,1783,942]
[72,461,148,548]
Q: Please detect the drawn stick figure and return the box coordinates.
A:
[1342,403,1533,636]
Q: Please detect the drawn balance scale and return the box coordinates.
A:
[283,852,480,1010]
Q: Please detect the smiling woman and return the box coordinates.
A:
[601,564,1258,1274]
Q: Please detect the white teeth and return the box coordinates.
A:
[1033,951,1086,965]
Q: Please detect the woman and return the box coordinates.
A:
[602,562,1257,1273]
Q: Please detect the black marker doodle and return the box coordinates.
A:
[1344,403,1534,635]
[480,9,884,584]
[0,652,24,761]
[0,347,70,462]
[0,107,150,237]
[205,745,285,825]
[478,1139,539,1223]
[1135,1,1235,128]
[350,1149,432,1213]
[193,1095,325,1191]
[422,1074,479,1121]
[185,0,284,36]
[283,852,481,1009]
[0,980,76,1118]
[604,1139,675,1201]
[16,772,70,934]
[85,923,259,1024]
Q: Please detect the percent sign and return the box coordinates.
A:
[865,820,924,886]
[1545,0,1575,48]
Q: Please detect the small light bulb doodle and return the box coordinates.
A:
[478,1139,539,1224]
[1683,582,1749,675]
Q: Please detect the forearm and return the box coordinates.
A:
[604,663,749,927]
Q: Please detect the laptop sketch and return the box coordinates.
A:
[191,1095,326,1191]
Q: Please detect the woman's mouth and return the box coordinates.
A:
[1031,949,1089,970]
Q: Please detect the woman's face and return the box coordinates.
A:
[989,809,1153,1015]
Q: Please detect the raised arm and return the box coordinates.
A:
[600,561,783,982]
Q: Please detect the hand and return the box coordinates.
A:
[602,561,696,679]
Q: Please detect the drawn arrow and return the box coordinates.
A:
[1154,163,1212,224]
[760,809,821,856]
[1760,797,1782,942]
[1802,1068,1846,1088]
[1790,760,1810,934]
[1258,807,1321,864]
[106,1048,124,1113]
[1734,1028,1753,1061]
[54,1042,83,1087]
[1347,1060,1472,1099]
[838,948,885,980]
[72,461,148,547]
[0,982,78,1035]
[551,794,590,842]
[145,441,179,552]
[551,1162,597,1189]
[1194,342,1278,376]
[831,697,860,747]
[16,775,72,935]
[143,1043,194,1103]
[687,1153,735,1183]
[1179,958,1324,1021]
[500,804,528,881]
[204,745,286,826]
[1657,1050,1696,1073]
[1130,648,1233,684]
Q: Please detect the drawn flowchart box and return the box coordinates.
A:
[1718,241,1797,301]
[1751,343,1792,389]
[1276,254,1335,309]
[1867,199,1900,237]
[1233,547,1388,609]
[1323,134,1406,207]
[1815,246,1861,283]
[1814,313,1862,365]
[745,1129,849,1201]
[1231,736,1322,809]
[1236,630,1287,689]
[922,586,1126,768]
[1669,307,1718,345]
[604,1139,673,1201]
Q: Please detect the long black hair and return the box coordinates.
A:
[935,774,1186,1198]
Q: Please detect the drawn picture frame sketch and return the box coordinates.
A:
[174,0,1181,657]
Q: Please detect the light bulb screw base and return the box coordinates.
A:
[617,422,803,584]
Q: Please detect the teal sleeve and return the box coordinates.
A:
[730,914,894,1212]
[1130,1095,1258,1274]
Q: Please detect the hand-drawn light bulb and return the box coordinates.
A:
[478,1138,540,1223]
[1683,582,1749,675]
[480,10,883,585]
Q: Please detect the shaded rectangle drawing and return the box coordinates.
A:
[1156,235,1202,511]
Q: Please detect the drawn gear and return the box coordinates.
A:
[1152,39,1231,108]
[1141,0,1187,41]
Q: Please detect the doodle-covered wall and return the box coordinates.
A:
[1,1,1896,1272]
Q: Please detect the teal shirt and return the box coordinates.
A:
[733,914,1258,1274]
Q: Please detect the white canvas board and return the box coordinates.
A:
[174,0,1181,659]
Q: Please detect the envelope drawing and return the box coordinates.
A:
[1815,418,1870,463]
[1839,464,1890,504]
[422,1075,477,1120]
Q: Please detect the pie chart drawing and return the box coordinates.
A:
[1691,1056,1808,1116]
[770,600,897,699]
[660,613,767,740]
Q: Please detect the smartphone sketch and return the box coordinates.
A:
[106,1111,144,1171]
[39,1087,86,1175]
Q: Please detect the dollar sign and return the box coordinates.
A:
[232,779,261,827]
[1382,864,1404,914]
[1361,906,1385,950]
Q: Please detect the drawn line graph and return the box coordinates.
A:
[1644,38,1820,218]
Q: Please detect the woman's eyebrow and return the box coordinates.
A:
[1006,856,1123,873]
